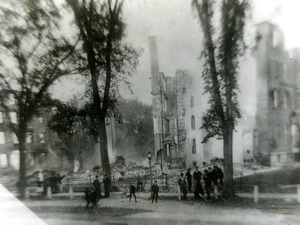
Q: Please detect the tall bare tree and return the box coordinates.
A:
[192,0,249,194]
[66,0,141,179]
[0,0,77,198]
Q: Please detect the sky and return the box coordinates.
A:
[122,0,300,103]
[53,0,300,114]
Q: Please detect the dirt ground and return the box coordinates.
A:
[24,195,300,225]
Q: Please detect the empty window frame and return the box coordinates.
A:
[190,96,194,108]
[26,132,33,143]
[164,119,170,134]
[166,144,170,156]
[192,161,197,167]
[12,133,18,144]
[0,132,5,144]
[8,93,15,105]
[283,90,290,109]
[191,115,195,130]
[0,112,3,123]
[192,138,196,154]
[9,112,17,124]
[39,132,45,143]
[38,116,44,123]
[272,89,279,109]
[164,97,168,112]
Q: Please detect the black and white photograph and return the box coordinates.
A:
[0,0,300,224]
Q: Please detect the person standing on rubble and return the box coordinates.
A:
[103,174,111,198]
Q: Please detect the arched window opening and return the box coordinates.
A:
[191,115,195,130]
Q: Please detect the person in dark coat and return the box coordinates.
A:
[185,168,192,192]
[178,172,188,200]
[216,165,224,185]
[92,175,102,198]
[203,169,212,199]
[211,166,219,186]
[129,183,137,202]
[151,181,159,203]
[193,167,204,199]
[56,173,65,193]
[103,174,111,198]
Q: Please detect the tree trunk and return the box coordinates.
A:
[99,117,111,179]
[223,126,234,195]
[18,129,27,199]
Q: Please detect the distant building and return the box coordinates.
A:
[0,92,62,170]
[253,22,300,166]
[149,22,300,169]
[148,37,205,169]
[0,91,117,172]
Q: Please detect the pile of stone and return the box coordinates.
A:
[233,163,272,177]
[111,161,149,180]
[59,160,275,193]
[0,168,18,191]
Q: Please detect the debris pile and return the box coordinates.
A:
[0,168,18,191]
[111,161,149,180]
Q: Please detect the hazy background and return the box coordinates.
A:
[52,0,300,118]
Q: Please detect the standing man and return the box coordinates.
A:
[151,181,159,203]
[178,172,188,200]
[216,165,224,185]
[185,168,192,192]
[92,175,102,198]
[211,166,219,186]
[103,174,111,198]
[193,166,203,199]
[203,169,212,199]
[129,183,137,202]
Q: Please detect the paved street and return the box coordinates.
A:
[23,195,300,225]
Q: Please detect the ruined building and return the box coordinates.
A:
[254,22,300,166]
[149,22,300,169]
[149,37,206,169]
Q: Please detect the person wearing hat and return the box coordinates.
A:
[178,172,188,200]
[185,168,192,192]
[93,175,102,198]
[193,166,204,199]
[151,181,159,203]
[129,183,137,202]
[203,169,212,199]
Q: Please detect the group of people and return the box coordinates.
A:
[92,174,111,199]
[36,170,65,194]
[178,165,224,200]
[129,180,159,203]
[89,165,223,204]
